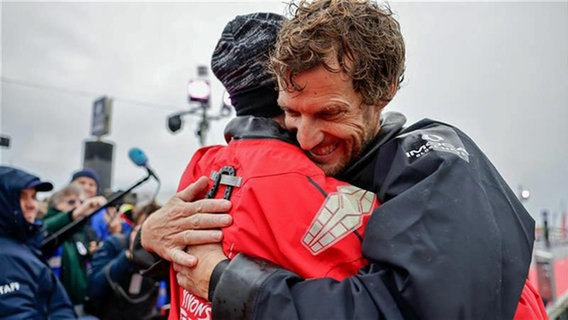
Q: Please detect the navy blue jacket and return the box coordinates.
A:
[210,112,535,320]
[0,166,76,319]
[86,232,159,320]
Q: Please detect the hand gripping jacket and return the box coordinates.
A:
[209,112,546,320]
[168,116,379,320]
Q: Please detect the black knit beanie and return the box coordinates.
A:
[211,12,284,117]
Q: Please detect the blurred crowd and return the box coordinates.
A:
[0,165,168,320]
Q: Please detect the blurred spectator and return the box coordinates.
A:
[86,201,162,320]
[43,182,106,317]
[0,165,76,319]
[37,197,49,219]
[71,168,99,199]
[71,168,130,241]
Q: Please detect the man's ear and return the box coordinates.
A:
[388,82,399,100]
[378,82,399,109]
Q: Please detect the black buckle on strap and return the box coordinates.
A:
[205,166,242,200]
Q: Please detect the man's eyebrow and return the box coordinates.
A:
[318,104,344,113]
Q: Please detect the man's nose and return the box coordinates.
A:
[296,118,324,151]
[23,199,37,211]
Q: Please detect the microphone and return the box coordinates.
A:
[128,147,160,182]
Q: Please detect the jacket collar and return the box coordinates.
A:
[337,112,407,187]
[224,116,298,146]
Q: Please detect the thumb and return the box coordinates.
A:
[177,176,209,202]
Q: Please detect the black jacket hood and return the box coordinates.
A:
[0,166,46,241]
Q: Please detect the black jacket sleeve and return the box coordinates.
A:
[212,254,408,320]
[210,119,535,320]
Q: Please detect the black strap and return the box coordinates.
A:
[103,261,158,304]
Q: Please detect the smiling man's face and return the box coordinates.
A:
[278,64,382,176]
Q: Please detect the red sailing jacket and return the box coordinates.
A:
[513,280,548,320]
[168,117,378,320]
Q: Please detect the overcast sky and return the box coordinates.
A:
[1,1,567,226]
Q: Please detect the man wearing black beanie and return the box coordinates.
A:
[144,12,381,320]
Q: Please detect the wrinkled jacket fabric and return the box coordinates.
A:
[169,116,378,320]
[0,166,76,319]
[211,112,543,320]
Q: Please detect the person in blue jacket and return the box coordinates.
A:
[0,165,76,319]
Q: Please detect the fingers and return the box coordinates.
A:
[172,261,191,274]
[87,196,107,207]
[169,248,197,268]
[94,195,108,205]
[177,176,210,202]
[140,176,232,263]
[179,228,224,246]
[73,196,106,219]
[172,243,225,299]
[176,177,232,210]
[189,198,232,215]
[173,262,205,298]
[156,199,231,232]
[78,196,106,214]
[183,212,232,231]
[175,268,193,293]
[157,195,231,223]
[142,213,228,262]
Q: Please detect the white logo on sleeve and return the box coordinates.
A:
[404,131,470,163]
[302,185,375,255]
[0,282,20,295]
